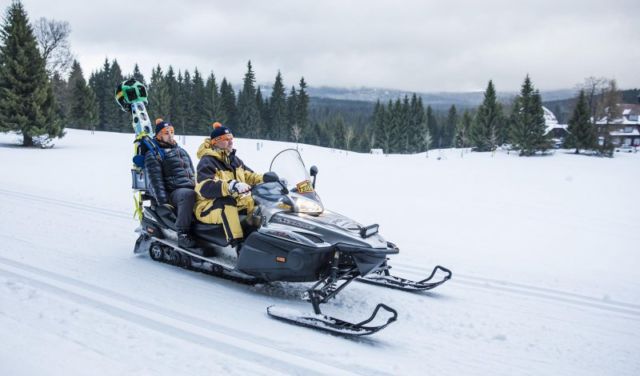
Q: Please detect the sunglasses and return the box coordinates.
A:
[212,133,234,142]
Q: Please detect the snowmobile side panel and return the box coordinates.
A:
[237,231,334,282]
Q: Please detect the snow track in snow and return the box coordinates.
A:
[3,187,637,320]
[0,256,360,376]
[393,263,640,319]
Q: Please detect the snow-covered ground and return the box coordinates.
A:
[1,129,639,375]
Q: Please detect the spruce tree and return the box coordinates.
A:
[173,71,187,135]
[444,105,458,148]
[191,68,208,134]
[67,60,97,130]
[287,86,298,142]
[426,105,438,151]
[131,63,146,85]
[565,89,595,153]
[164,66,178,122]
[470,80,502,152]
[148,65,170,120]
[269,71,287,140]
[219,78,236,126]
[297,77,309,138]
[455,110,472,148]
[0,1,62,146]
[51,71,68,125]
[204,72,222,124]
[509,75,551,156]
[108,60,127,131]
[236,61,261,138]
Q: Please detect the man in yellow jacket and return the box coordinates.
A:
[194,122,270,248]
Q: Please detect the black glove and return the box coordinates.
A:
[263,171,280,183]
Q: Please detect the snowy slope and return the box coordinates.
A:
[0,129,639,376]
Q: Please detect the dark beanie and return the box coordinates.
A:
[155,118,172,136]
[210,122,232,140]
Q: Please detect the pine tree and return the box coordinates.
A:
[426,105,438,151]
[455,110,472,149]
[67,60,97,130]
[109,60,127,131]
[287,86,298,142]
[165,65,180,122]
[565,90,595,153]
[296,77,309,138]
[373,100,386,152]
[269,71,287,140]
[148,65,170,120]
[0,1,62,146]
[444,105,458,148]
[51,71,68,125]
[131,63,145,85]
[204,72,222,125]
[256,87,270,138]
[173,71,188,135]
[219,78,236,126]
[191,68,208,134]
[333,116,346,149]
[509,75,551,156]
[236,61,261,138]
[470,80,502,152]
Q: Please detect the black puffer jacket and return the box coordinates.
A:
[145,139,195,205]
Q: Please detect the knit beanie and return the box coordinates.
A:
[155,118,173,136]
[210,122,232,141]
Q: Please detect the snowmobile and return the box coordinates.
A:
[116,79,451,336]
[132,148,452,336]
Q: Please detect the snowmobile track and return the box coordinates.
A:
[393,263,640,319]
[4,188,638,320]
[0,256,367,376]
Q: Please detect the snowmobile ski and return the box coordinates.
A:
[357,264,452,292]
[267,303,397,336]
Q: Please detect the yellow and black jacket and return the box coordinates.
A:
[194,138,264,224]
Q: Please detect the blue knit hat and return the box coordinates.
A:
[155,118,173,137]
[210,122,232,141]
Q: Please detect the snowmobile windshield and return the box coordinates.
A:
[269,149,323,214]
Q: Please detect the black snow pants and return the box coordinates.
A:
[170,188,196,232]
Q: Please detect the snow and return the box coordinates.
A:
[1,129,639,375]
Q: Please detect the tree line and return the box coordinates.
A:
[0,1,627,157]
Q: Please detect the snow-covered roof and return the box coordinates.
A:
[542,106,558,126]
[610,129,640,136]
[596,104,640,125]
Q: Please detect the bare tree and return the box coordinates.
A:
[424,127,432,158]
[291,124,302,149]
[578,77,608,123]
[344,126,355,151]
[34,18,74,77]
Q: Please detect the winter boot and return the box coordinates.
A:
[229,238,244,257]
[178,231,196,248]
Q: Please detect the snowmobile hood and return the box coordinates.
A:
[196,138,234,161]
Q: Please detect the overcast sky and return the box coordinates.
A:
[15,0,640,92]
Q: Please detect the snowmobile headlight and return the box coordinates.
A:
[360,224,379,238]
[293,196,324,214]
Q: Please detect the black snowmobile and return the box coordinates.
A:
[133,148,452,336]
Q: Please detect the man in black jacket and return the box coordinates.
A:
[145,119,196,248]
